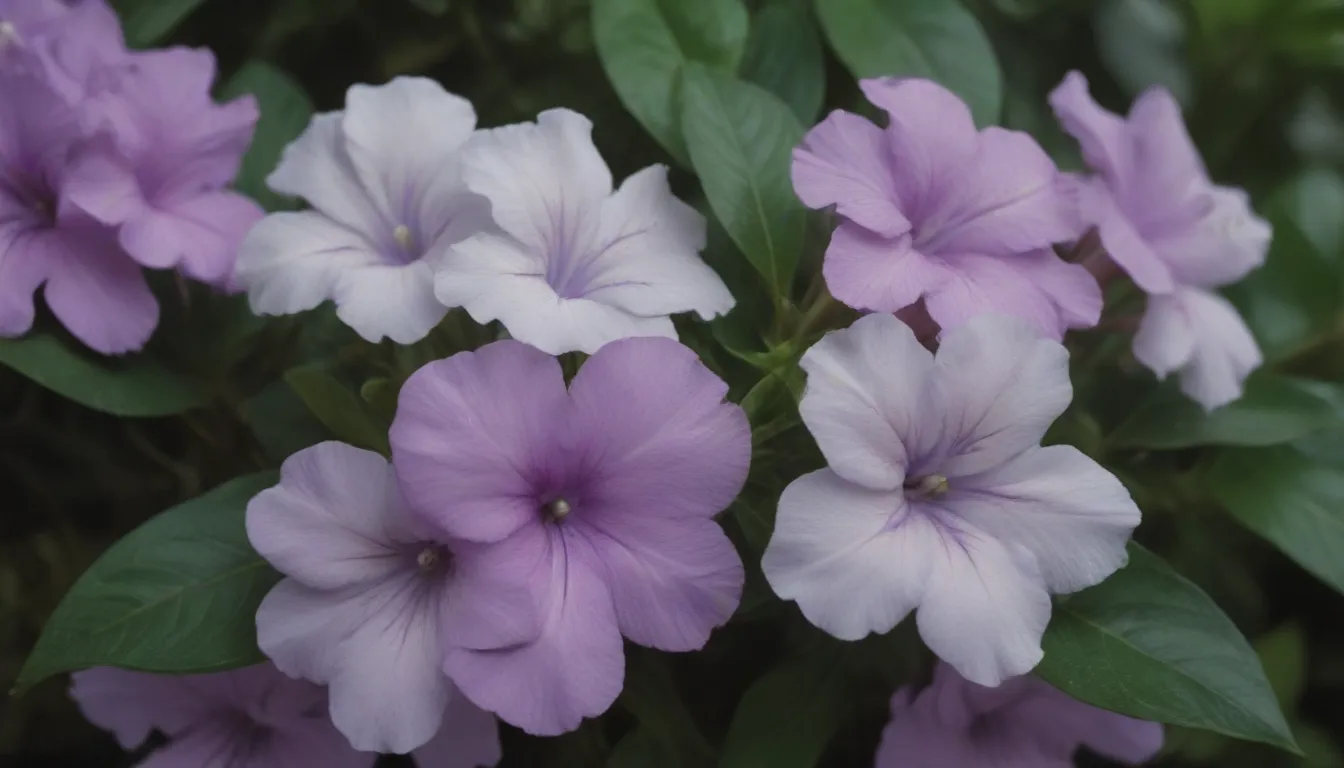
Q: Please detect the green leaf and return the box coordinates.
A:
[740,0,826,124]
[241,380,332,462]
[1254,622,1306,709]
[680,64,805,298]
[408,0,452,14]
[284,365,390,455]
[720,653,855,768]
[0,334,207,417]
[1107,375,1336,449]
[112,0,209,47]
[1209,446,1344,597]
[814,0,1002,125]
[609,729,681,768]
[1037,545,1299,753]
[617,649,715,766]
[14,473,281,692]
[592,0,750,164]
[220,62,314,212]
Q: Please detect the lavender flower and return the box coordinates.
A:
[876,663,1163,767]
[247,442,510,755]
[435,109,735,355]
[390,336,749,734]
[762,313,1141,686]
[1050,71,1271,409]
[791,78,1099,340]
[234,77,487,344]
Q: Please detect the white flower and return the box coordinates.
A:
[234,76,487,344]
[762,313,1142,686]
[435,108,734,355]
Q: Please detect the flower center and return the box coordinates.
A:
[905,474,949,498]
[546,498,572,522]
[0,22,18,51]
[415,545,444,573]
[393,224,414,251]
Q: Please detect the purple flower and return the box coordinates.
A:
[65,46,263,287]
[390,336,749,734]
[875,663,1163,767]
[0,66,156,353]
[762,313,1140,686]
[234,77,486,344]
[0,0,126,104]
[791,78,1099,341]
[435,109,734,355]
[70,663,498,767]
[247,442,510,755]
[1050,71,1270,409]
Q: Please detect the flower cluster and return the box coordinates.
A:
[0,0,260,354]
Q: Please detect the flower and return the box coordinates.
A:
[761,313,1140,686]
[791,77,1099,341]
[64,46,264,288]
[0,66,157,353]
[391,336,749,734]
[875,663,1163,767]
[1050,71,1271,409]
[247,441,510,755]
[234,77,486,344]
[0,0,126,103]
[70,663,499,767]
[434,108,734,355]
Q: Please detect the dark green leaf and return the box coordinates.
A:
[1093,0,1191,104]
[680,64,805,298]
[112,0,209,47]
[14,473,281,692]
[1037,545,1299,752]
[814,0,1002,125]
[1209,446,1344,597]
[617,649,715,767]
[609,729,681,768]
[740,0,826,124]
[592,0,750,164]
[220,62,315,211]
[1107,375,1336,449]
[720,653,855,768]
[241,380,332,462]
[0,334,207,417]
[1253,622,1306,709]
[284,365,390,455]
[408,0,452,14]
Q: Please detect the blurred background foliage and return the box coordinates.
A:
[7,0,1344,765]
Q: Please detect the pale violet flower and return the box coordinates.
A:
[234,77,486,344]
[435,108,734,355]
[762,313,1141,686]
[1050,71,1271,409]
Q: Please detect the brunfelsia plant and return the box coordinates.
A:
[4,0,1337,767]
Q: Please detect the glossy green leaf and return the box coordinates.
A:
[1209,446,1344,597]
[1037,545,1299,752]
[740,0,826,124]
[284,365,390,455]
[680,64,805,297]
[1107,375,1337,449]
[220,61,314,211]
[0,334,207,417]
[720,653,855,768]
[814,0,1001,125]
[14,473,281,692]
[592,0,749,164]
[113,0,209,47]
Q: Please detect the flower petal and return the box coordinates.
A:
[579,165,733,320]
[821,224,949,314]
[858,78,978,214]
[0,223,47,337]
[874,701,990,768]
[913,520,1050,686]
[69,668,202,749]
[436,233,676,355]
[246,442,416,591]
[1011,681,1164,765]
[1048,71,1129,183]
[1124,86,1209,221]
[39,227,158,354]
[1153,185,1270,289]
[333,260,446,344]
[119,191,263,285]
[411,689,503,768]
[798,313,938,490]
[459,108,610,256]
[1075,177,1175,293]
[390,340,568,543]
[234,211,380,319]
[441,541,545,652]
[567,336,750,519]
[1133,291,1197,379]
[255,576,451,753]
[932,314,1072,478]
[444,525,624,736]
[267,113,388,237]
[1172,289,1261,411]
[763,469,931,641]
[951,445,1139,594]
[791,109,909,237]
[924,251,1100,341]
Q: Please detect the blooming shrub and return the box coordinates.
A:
[4,1,1344,767]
